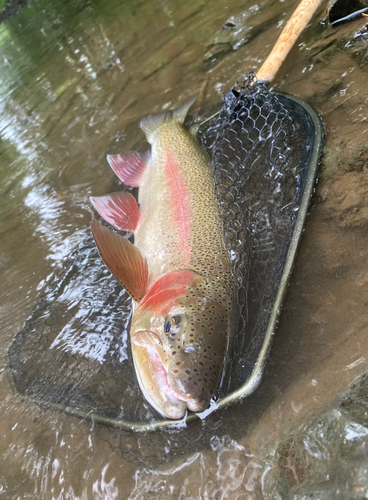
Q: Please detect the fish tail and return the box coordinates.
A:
[140,95,198,142]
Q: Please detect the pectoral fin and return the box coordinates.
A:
[90,192,140,232]
[107,151,149,187]
[91,218,148,301]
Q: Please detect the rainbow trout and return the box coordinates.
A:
[91,97,237,419]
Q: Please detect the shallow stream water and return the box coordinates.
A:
[1,0,368,498]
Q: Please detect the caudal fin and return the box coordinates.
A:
[140,95,198,142]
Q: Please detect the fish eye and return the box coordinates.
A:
[164,315,186,335]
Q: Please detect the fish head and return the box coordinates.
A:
[130,270,234,419]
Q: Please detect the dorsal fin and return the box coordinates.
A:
[91,219,148,301]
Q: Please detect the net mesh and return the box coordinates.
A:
[197,75,311,392]
[7,77,317,437]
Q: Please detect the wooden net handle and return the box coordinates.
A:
[256,0,323,83]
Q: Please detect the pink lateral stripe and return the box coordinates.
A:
[165,151,191,263]
[90,192,140,232]
[138,270,196,314]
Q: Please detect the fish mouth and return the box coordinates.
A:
[132,332,202,419]
[149,346,204,418]
[149,348,190,418]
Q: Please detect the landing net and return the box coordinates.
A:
[7,77,320,432]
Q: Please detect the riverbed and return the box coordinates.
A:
[0,0,368,497]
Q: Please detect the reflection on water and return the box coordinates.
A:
[128,436,262,499]
[1,0,368,496]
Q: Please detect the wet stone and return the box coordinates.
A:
[262,371,368,499]
[203,3,269,62]
[337,23,368,70]
[340,373,368,426]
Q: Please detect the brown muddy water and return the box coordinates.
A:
[0,0,368,498]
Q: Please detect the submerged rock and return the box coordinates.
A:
[203,2,270,63]
[0,0,29,24]
[263,371,368,499]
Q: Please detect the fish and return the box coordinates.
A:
[90,96,237,419]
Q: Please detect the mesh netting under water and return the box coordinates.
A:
[7,78,323,433]
[198,77,317,397]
